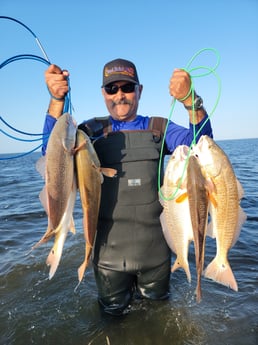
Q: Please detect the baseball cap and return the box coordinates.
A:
[102,58,139,87]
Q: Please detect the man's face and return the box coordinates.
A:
[102,81,143,122]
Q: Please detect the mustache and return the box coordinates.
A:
[111,99,133,107]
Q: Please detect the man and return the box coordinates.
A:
[42,58,213,315]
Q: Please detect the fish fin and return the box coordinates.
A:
[159,186,165,206]
[205,177,216,193]
[39,186,49,215]
[239,205,247,225]
[32,237,47,249]
[203,256,238,291]
[171,257,191,283]
[75,139,87,152]
[160,211,176,253]
[46,247,62,280]
[46,236,65,280]
[90,163,104,183]
[61,137,75,154]
[208,193,218,208]
[100,167,117,178]
[69,217,76,234]
[206,220,216,238]
[78,243,92,283]
[31,224,54,250]
[36,156,46,179]
[236,178,245,200]
[231,206,246,247]
[195,285,202,303]
[175,192,188,203]
[176,177,187,190]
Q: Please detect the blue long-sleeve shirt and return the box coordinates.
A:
[42,113,213,156]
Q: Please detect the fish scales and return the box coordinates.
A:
[193,135,246,291]
[46,176,77,279]
[45,113,77,230]
[34,113,77,278]
[75,129,102,283]
[187,155,209,302]
[160,145,193,283]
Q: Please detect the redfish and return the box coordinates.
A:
[192,135,246,291]
[34,113,77,279]
[75,129,117,284]
[160,145,193,283]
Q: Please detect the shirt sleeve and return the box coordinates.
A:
[41,114,57,155]
[165,113,213,153]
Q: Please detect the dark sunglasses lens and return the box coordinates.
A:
[121,83,135,93]
[105,85,119,95]
[104,83,136,95]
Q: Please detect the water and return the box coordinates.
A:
[0,138,257,345]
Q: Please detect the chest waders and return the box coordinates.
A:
[78,117,171,314]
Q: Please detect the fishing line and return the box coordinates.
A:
[0,114,48,136]
[0,144,43,160]
[0,16,72,158]
[0,54,51,157]
[0,128,48,142]
[0,16,50,62]
[158,47,221,201]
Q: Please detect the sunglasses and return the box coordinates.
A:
[104,83,137,95]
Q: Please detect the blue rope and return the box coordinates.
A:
[0,128,48,142]
[0,144,42,160]
[0,54,50,69]
[0,115,48,136]
[0,16,72,159]
[0,16,50,62]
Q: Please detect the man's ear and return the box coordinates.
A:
[138,84,143,99]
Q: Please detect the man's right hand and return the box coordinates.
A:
[45,64,69,101]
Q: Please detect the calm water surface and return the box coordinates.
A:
[0,138,257,345]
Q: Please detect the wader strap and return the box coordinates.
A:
[148,116,168,136]
[100,117,112,136]
[148,117,169,152]
[78,116,111,138]
[78,116,168,139]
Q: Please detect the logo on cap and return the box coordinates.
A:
[104,66,135,78]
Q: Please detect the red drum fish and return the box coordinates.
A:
[34,113,77,279]
[75,129,117,284]
[192,135,247,291]
[160,145,193,283]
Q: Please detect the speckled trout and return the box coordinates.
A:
[34,113,77,279]
[192,135,247,291]
[160,144,193,283]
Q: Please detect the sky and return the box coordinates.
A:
[0,0,257,154]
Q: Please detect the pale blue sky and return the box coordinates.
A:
[0,0,257,154]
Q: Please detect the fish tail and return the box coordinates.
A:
[171,257,191,283]
[69,217,76,234]
[77,262,87,284]
[31,227,53,250]
[195,274,202,303]
[77,244,92,283]
[195,285,202,303]
[46,245,62,280]
[46,231,67,279]
[203,256,238,291]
